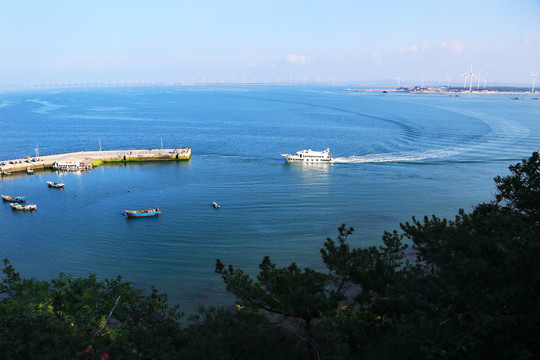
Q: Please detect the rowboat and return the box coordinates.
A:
[125,208,161,217]
[10,203,37,211]
[47,181,65,189]
[2,195,26,202]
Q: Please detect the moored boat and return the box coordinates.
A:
[212,202,221,209]
[125,208,161,217]
[47,181,65,188]
[10,203,37,211]
[2,195,26,202]
[52,160,92,171]
[281,148,333,163]
[26,167,34,174]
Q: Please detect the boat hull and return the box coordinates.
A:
[125,208,161,217]
[281,155,332,163]
[2,195,26,202]
[10,203,37,211]
[47,181,65,188]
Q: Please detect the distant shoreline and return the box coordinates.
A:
[0,83,537,94]
[343,88,539,95]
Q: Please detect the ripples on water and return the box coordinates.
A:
[1,87,539,313]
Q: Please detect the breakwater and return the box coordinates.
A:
[0,148,191,175]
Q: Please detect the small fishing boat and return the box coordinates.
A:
[10,203,37,211]
[2,195,26,202]
[47,181,65,189]
[212,202,221,209]
[125,208,161,217]
[26,167,34,174]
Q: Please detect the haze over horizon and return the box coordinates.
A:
[1,0,539,87]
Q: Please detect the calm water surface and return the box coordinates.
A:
[1,86,539,312]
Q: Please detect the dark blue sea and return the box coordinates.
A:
[1,86,539,313]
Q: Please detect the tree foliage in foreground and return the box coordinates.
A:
[1,152,539,359]
[0,263,186,359]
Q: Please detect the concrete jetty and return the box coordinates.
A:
[0,148,191,175]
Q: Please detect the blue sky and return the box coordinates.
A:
[1,0,539,86]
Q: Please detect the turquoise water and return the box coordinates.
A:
[1,86,539,312]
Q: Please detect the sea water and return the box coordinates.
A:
[1,86,539,313]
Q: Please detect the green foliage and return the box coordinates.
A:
[0,259,185,359]
[215,254,346,358]
[321,224,408,301]
[382,203,540,359]
[181,306,303,360]
[494,151,540,220]
[215,256,343,322]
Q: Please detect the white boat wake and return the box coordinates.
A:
[332,107,530,164]
[332,148,462,163]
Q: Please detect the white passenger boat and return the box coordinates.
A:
[281,148,333,163]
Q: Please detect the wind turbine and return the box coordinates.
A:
[531,72,538,93]
[468,65,475,92]
[483,73,488,89]
[461,71,469,88]
[476,70,482,89]
[446,76,451,88]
